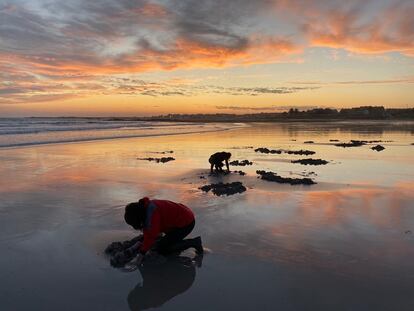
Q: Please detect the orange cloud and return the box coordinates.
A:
[1,35,300,77]
[1,0,413,107]
[132,36,299,69]
[0,35,305,104]
[303,3,414,56]
[137,3,169,17]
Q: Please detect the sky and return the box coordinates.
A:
[0,0,413,116]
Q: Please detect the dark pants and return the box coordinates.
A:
[156,220,195,255]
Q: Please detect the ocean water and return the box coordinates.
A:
[0,118,239,148]
[0,121,413,310]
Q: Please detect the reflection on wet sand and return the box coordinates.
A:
[196,183,414,282]
[127,255,202,311]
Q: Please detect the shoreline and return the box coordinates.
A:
[2,119,413,151]
[2,117,414,123]
[136,118,414,123]
[0,123,247,150]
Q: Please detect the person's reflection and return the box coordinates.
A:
[127,255,202,311]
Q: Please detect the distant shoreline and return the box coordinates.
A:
[3,106,412,122]
[137,118,414,123]
[141,106,414,122]
[2,117,413,123]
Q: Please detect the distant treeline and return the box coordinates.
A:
[143,106,414,122]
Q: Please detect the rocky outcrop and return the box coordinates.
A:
[254,147,282,154]
[199,181,247,196]
[256,170,316,185]
[138,157,175,163]
[371,145,385,152]
[334,140,365,147]
[105,235,143,268]
[291,158,329,165]
[229,160,253,166]
[255,147,315,155]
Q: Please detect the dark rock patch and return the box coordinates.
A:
[105,235,143,268]
[285,149,315,155]
[291,158,329,165]
[230,160,253,166]
[199,181,247,196]
[334,140,366,148]
[371,145,385,152]
[364,140,391,143]
[255,147,315,156]
[334,140,392,148]
[138,157,175,163]
[304,141,314,144]
[254,147,282,154]
[256,170,316,185]
[329,139,339,142]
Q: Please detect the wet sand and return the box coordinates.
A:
[1,122,414,310]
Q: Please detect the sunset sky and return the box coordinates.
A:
[0,0,413,116]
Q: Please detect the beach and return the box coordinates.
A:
[1,121,414,310]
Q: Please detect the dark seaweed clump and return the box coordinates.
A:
[255,147,315,156]
[256,170,316,185]
[254,147,282,154]
[230,160,253,166]
[334,140,366,147]
[371,145,385,152]
[105,235,143,268]
[291,158,329,165]
[285,149,315,155]
[138,157,175,163]
[199,181,247,196]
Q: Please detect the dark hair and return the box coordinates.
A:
[124,199,146,230]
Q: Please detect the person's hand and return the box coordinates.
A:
[124,241,142,257]
[110,251,127,267]
[129,253,144,266]
[123,253,144,272]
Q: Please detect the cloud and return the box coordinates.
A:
[106,79,318,97]
[0,71,319,104]
[0,0,413,105]
[2,1,413,75]
[290,77,414,85]
[212,86,318,96]
[296,1,414,56]
[0,0,299,78]
[0,93,78,105]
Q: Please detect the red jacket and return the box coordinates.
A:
[139,197,195,253]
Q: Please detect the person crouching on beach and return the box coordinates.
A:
[123,197,203,265]
[209,151,231,173]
